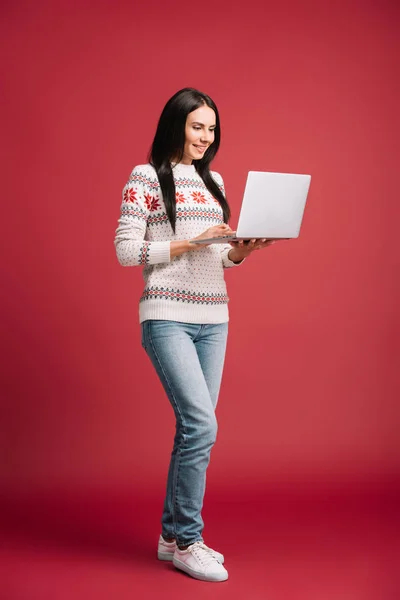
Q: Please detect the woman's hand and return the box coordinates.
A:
[228,238,278,262]
[189,224,235,248]
[170,224,234,259]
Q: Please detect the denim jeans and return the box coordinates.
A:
[141,320,228,546]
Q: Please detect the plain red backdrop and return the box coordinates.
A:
[1,0,398,507]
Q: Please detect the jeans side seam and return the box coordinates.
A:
[147,333,188,540]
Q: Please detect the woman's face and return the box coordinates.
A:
[181,105,216,164]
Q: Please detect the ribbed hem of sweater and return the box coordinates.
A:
[139,300,229,324]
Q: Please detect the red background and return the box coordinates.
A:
[1,1,399,598]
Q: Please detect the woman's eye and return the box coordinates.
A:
[193,127,201,131]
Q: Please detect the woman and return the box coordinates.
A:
[114,88,274,582]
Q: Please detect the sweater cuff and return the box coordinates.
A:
[221,246,245,268]
[142,241,171,265]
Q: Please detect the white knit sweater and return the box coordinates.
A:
[114,162,242,324]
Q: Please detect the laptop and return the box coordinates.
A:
[191,171,311,244]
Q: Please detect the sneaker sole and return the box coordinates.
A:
[157,551,174,561]
[172,556,228,582]
[158,549,225,564]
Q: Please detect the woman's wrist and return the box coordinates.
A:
[228,248,245,263]
[170,240,195,258]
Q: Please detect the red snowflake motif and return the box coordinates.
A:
[150,196,161,211]
[191,191,207,204]
[123,187,137,203]
[175,192,186,204]
[144,193,161,212]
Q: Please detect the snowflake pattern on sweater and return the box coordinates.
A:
[114,162,241,324]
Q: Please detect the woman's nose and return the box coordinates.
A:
[201,133,212,143]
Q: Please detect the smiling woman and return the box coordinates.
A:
[114,87,276,583]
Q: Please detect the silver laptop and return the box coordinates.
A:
[191,171,311,244]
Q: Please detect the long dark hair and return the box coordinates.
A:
[148,87,230,232]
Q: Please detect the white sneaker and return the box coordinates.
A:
[172,541,228,582]
[157,535,224,563]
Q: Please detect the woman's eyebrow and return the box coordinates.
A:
[191,121,216,127]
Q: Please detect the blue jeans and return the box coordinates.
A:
[141,320,228,546]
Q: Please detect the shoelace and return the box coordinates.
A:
[189,541,221,567]
[201,543,221,561]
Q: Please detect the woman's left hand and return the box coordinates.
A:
[228,238,277,262]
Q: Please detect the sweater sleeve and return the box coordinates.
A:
[220,243,244,268]
[211,171,244,269]
[114,166,171,267]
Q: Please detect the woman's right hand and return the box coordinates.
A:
[189,224,235,248]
